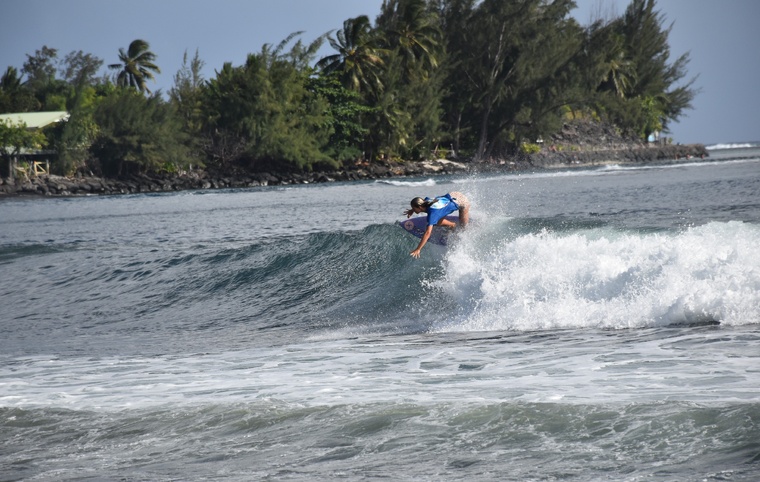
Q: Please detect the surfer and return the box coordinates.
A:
[404,191,470,258]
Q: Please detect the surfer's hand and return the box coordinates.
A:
[410,249,421,258]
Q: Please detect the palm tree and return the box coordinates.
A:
[378,0,441,77]
[600,36,636,98]
[0,66,38,112]
[109,39,161,93]
[316,16,385,95]
[1,66,23,92]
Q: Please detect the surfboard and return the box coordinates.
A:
[398,215,458,246]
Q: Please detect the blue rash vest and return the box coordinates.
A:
[426,193,459,226]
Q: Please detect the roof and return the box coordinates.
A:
[0,111,70,129]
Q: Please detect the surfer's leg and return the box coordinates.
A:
[459,206,469,226]
[450,191,470,226]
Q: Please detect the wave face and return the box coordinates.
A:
[1,154,760,481]
[1,157,760,354]
[3,218,757,357]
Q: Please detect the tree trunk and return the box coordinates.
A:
[453,110,462,154]
[476,101,492,161]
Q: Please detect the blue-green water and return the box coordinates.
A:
[2,149,759,480]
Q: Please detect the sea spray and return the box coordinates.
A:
[435,220,760,332]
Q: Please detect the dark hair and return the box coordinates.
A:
[411,196,436,209]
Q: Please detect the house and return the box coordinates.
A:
[0,111,70,180]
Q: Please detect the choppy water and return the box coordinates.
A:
[2,148,759,480]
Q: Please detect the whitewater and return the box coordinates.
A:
[1,147,759,480]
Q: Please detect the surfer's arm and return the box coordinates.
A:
[410,225,434,258]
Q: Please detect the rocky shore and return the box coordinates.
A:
[0,121,709,198]
[0,159,469,197]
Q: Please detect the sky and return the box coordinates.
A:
[1,0,758,145]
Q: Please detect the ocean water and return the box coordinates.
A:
[1,146,759,481]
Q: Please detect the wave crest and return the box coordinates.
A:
[706,142,759,150]
[431,221,760,332]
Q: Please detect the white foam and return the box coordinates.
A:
[4,324,758,412]
[706,142,758,150]
[436,221,760,332]
[375,178,438,187]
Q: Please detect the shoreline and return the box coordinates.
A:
[0,143,709,199]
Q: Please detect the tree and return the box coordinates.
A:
[316,16,385,95]
[21,46,59,92]
[202,35,333,171]
[171,49,205,96]
[169,49,206,147]
[307,73,373,162]
[596,0,697,138]
[46,85,102,175]
[454,0,580,159]
[437,0,478,153]
[91,89,196,176]
[374,0,445,159]
[491,0,585,147]
[377,0,441,77]
[600,37,635,99]
[60,50,104,88]
[108,39,161,94]
[0,118,47,179]
[0,67,38,112]
[20,46,70,111]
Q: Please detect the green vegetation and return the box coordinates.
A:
[91,87,197,176]
[0,0,696,179]
[520,143,542,155]
[0,118,48,176]
[108,39,161,94]
[200,35,335,172]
